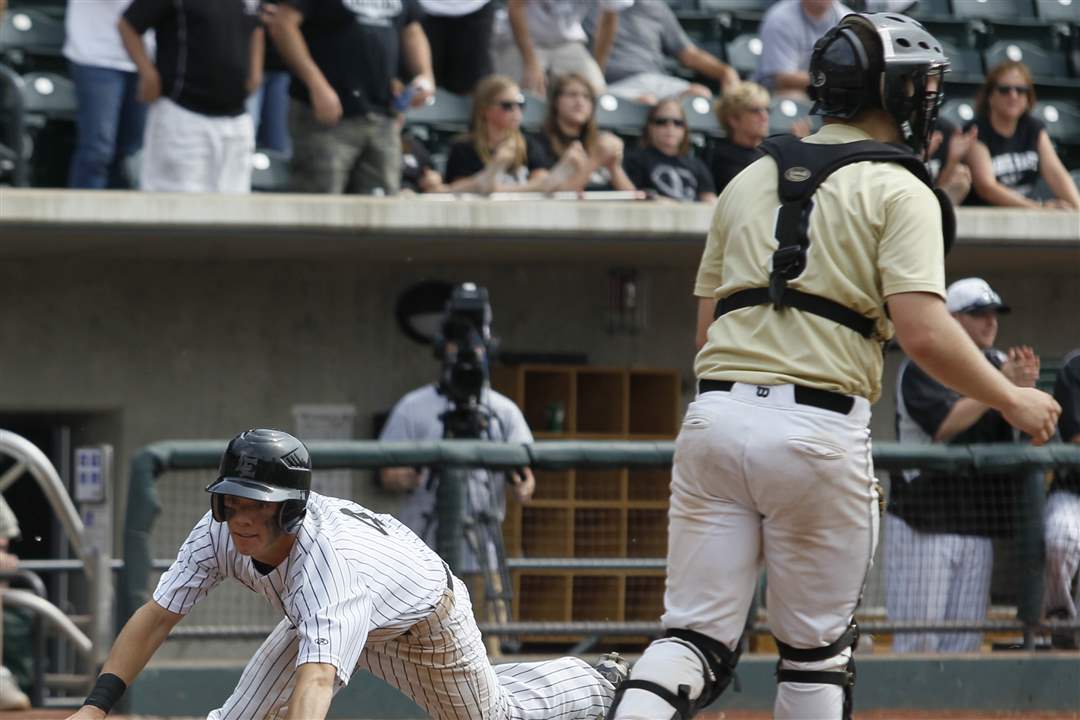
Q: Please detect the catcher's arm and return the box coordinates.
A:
[286,662,336,720]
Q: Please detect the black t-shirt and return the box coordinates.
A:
[285,0,422,117]
[530,132,616,191]
[709,138,763,194]
[623,146,714,201]
[124,0,260,116]
[1051,352,1080,495]
[890,350,1021,537]
[443,135,548,186]
[401,131,434,192]
[963,113,1044,205]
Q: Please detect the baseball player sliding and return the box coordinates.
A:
[607,12,1060,720]
[67,428,628,720]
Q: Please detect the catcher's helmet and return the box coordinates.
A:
[206,428,311,534]
[808,12,949,155]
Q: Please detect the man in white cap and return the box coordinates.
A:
[887,278,1041,652]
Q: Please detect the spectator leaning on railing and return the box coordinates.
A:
[441,75,552,194]
[756,0,852,99]
[1045,350,1080,650]
[623,98,716,203]
[64,0,151,190]
[118,0,264,193]
[491,0,632,97]
[965,61,1080,210]
[269,0,434,196]
[886,278,1040,653]
[710,81,770,194]
[532,72,634,192]
[585,0,739,106]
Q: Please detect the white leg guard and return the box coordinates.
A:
[774,647,852,720]
[608,638,708,720]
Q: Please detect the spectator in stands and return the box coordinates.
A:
[247,3,292,156]
[584,0,739,105]
[442,75,557,193]
[118,0,264,193]
[886,278,1040,653]
[269,0,434,196]
[710,81,770,193]
[64,0,150,189]
[491,0,633,97]
[1045,350,1080,650]
[926,118,975,206]
[965,61,1080,210]
[756,0,852,98]
[420,0,494,96]
[400,124,445,194]
[0,495,29,711]
[533,73,635,192]
[624,98,716,203]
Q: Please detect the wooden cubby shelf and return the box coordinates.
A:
[494,364,681,649]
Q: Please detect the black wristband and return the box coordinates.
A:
[84,673,127,713]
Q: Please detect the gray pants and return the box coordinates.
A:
[288,100,401,195]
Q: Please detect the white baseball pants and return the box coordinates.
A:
[140,98,253,193]
[612,383,878,720]
[883,513,992,653]
[207,576,613,720]
[1044,490,1080,619]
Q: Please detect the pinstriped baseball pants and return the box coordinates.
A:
[1044,490,1080,620]
[207,576,614,720]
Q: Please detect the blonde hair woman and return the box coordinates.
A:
[711,82,771,192]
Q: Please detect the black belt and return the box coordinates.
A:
[698,379,855,415]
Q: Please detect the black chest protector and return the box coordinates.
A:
[714,134,956,339]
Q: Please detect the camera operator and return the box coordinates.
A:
[378,285,535,632]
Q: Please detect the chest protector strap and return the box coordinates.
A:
[715,135,956,339]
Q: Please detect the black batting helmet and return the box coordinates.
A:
[808,12,949,155]
[206,428,311,534]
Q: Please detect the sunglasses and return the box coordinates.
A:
[994,84,1029,96]
[497,98,527,112]
[651,117,686,127]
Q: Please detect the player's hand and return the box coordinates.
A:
[510,469,535,503]
[138,67,161,104]
[64,706,106,720]
[1001,387,1061,446]
[311,82,343,126]
[1002,345,1040,388]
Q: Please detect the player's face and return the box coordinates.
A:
[988,68,1030,120]
[223,495,282,556]
[955,309,999,350]
[556,79,593,128]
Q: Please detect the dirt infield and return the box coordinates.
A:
[4,711,1079,719]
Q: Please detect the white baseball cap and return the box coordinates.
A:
[945,278,1011,315]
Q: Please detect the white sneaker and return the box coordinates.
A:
[0,665,29,710]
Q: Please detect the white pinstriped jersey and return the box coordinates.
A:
[154,492,449,684]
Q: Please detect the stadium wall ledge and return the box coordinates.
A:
[125,654,1080,716]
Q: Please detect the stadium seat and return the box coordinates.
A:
[725,33,763,80]
[698,0,772,12]
[593,94,650,136]
[983,40,1069,79]
[952,0,1036,21]
[1034,0,1080,21]
[19,71,74,122]
[939,41,985,81]
[906,0,953,20]
[768,96,812,135]
[1034,100,1080,145]
[404,87,470,135]
[520,93,547,133]
[939,97,978,129]
[682,95,721,137]
[0,62,28,186]
[251,149,291,193]
[0,8,64,72]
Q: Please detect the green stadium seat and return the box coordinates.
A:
[20,71,74,122]
[725,33,762,79]
[939,97,978,129]
[251,149,291,193]
[1034,100,1080,144]
[768,96,812,135]
[682,95,721,137]
[520,93,547,133]
[1035,0,1080,21]
[984,40,1069,79]
[404,87,471,135]
[940,40,985,81]
[594,94,650,136]
[952,0,1036,21]
[906,0,953,20]
[0,8,64,72]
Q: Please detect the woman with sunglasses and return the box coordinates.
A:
[623,98,716,203]
[965,61,1079,209]
[533,73,635,192]
[710,82,771,193]
[443,74,551,193]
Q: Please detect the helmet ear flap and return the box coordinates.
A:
[210,493,229,523]
[279,496,308,534]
